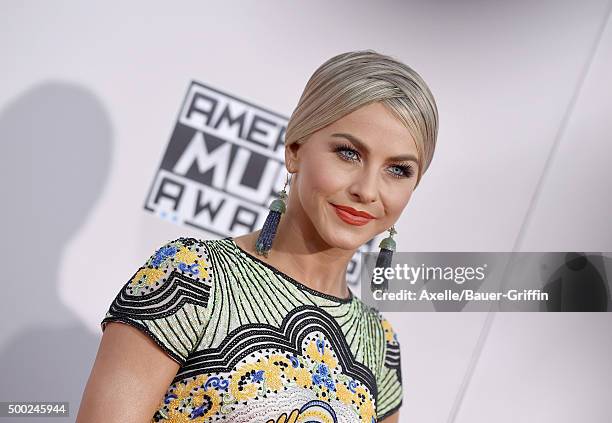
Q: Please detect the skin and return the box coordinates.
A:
[77,101,417,422]
[235,100,420,302]
[77,322,180,422]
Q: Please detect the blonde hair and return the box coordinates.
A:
[285,49,439,188]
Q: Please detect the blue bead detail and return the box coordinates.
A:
[255,210,282,256]
[252,369,265,382]
[152,244,178,267]
[375,248,394,269]
[290,355,300,368]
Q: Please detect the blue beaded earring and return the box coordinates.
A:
[371,225,397,292]
[255,173,291,257]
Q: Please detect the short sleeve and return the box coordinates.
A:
[376,314,403,420]
[101,237,213,365]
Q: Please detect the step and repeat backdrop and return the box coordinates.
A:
[1,1,611,422]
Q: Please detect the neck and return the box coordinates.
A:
[251,211,354,300]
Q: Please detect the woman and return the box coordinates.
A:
[77,49,438,423]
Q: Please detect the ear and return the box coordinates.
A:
[285,141,301,173]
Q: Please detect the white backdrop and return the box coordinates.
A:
[1,1,611,422]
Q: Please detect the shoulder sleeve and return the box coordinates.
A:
[100,237,214,365]
[376,313,403,421]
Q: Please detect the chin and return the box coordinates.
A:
[316,203,376,249]
[320,229,371,251]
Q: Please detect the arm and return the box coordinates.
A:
[379,410,400,423]
[376,314,404,422]
[77,237,213,422]
[76,322,180,422]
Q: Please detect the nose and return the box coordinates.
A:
[348,169,378,204]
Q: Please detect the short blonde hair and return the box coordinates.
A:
[285,49,439,188]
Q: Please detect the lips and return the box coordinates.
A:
[331,203,375,226]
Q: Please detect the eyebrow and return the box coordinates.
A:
[331,132,418,163]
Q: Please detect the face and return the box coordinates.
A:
[285,101,420,250]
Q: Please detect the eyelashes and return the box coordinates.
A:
[332,142,415,179]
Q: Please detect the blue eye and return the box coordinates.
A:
[332,143,414,179]
[389,164,414,179]
[334,144,360,162]
[390,166,403,176]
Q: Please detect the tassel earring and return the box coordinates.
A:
[371,225,397,293]
[255,173,291,257]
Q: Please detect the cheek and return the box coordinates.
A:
[299,157,347,196]
[380,189,414,222]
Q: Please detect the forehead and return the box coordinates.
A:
[322,102,418,156]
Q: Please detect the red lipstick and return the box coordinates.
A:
[331,204,375,226]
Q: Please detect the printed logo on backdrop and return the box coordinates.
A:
[144,80,376,287]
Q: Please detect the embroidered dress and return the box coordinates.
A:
[101,237,403,422]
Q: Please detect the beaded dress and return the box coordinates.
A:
[101,236,403,422]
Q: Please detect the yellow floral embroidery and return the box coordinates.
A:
[335,383,354,404]
[164,412,191,423]
[175,246,209,278]
[160,375,221,422]
[354,386,375,423]
[173,380,192,399]
[266,400,337,423]
[129,267,165,287]
[381,317,395,343]
[190,387,221,420]
[298,409,335,422]
[263,354,291,391]
[285,365,312,388]
[155,338,377,422]
[230,355,289,397]
[174,246,198,263]
[266,409,300,423]
[306,340,338,368]
[229,362,262,401]
[360,400,375,423]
